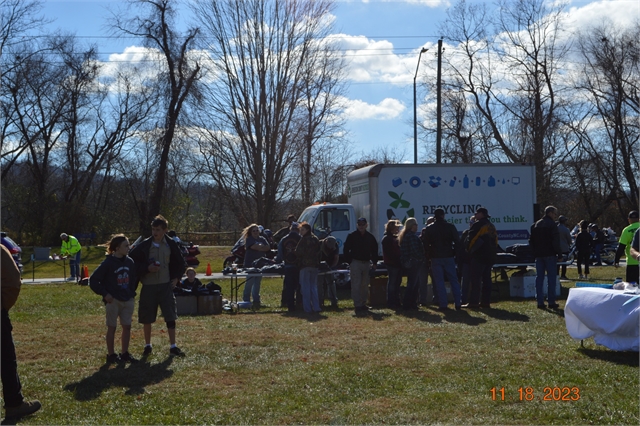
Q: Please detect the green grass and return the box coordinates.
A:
[8,258,639,424]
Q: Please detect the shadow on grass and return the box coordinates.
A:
[577,347,639,367]
[352,309,393,321]
[63,356,175,400]
[478,307,530,322]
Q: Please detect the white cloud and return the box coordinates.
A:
[333,34,435,85]
[343,97,406,120]
[565,0,639,30]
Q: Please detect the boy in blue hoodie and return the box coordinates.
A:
[90,235,138,364]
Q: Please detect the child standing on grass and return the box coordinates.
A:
[89,235,138,364]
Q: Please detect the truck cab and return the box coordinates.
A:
[297,203,355,254]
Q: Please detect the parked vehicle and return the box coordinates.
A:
[298,163,538,256]
[1,231,23,273]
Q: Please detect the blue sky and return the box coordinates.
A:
[40,0,638,160]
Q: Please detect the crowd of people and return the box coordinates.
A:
[32,209,640,367]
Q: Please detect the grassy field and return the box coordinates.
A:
[8,248,639,424]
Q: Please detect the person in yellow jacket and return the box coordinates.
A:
[60,233,82,281]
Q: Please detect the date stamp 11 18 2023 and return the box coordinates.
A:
[490,386,580,401]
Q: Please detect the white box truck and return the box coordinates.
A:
[297,163,537,255]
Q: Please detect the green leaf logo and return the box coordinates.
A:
[389,191,410,209]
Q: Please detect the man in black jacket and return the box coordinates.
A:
[343,217,378,312]
[529,206,562,309]
[129,215,187,357]
[423,208,462,310]
[463,207,498,309]
[276,222,302,312]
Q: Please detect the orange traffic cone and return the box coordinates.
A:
[80,264,86,279]
[84,265,89,278]
[206,263,212,276]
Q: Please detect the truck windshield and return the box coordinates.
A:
[297,209,315,224]
[312,209,351,239]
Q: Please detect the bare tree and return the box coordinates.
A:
[111,0,201,233]
[568,22,640,219]
[297,34,349,205]
[192,0,342,227]
[433,0,570,205]
[1,33,156,240]
[0,0,48,60]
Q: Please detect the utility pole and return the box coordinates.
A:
[436,38,443,164]
[413,47,428,164]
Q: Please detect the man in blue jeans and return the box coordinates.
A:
[422,208,462,310]
[529,206,563,309]
[60,233,82,281]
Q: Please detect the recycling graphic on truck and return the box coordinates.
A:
[347,164,537,247]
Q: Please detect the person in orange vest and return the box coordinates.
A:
[60,233,82,281]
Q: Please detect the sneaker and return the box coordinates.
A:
[5,400,41,418]
[106,353,120,364]
[169,346,185,357]
[560,275,569,281]
[142,345,152,356]
[66,276,77,281]
[118,351,139,363]
[537,304,547,309]
[579,274,585,280]
[548,303,560,309]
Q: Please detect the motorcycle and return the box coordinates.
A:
[566,241,618,265]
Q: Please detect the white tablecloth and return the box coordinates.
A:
[564,287,640,351]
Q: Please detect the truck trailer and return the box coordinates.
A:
[297,163,537,254]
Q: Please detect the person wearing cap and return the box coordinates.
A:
[462,207,498,309]
[575,220,592,280]
[529,206,562,309]
[60,233,82,281]
[343,217,378,312]
[276,222,302,312]
[591,223,606,266]
[422,208,462,310]
[614,210,640,284]
[319,236,340,308]
[273,214,298,244]
[556,215,573,280]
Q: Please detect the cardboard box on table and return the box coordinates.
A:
[509,276,561,298]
